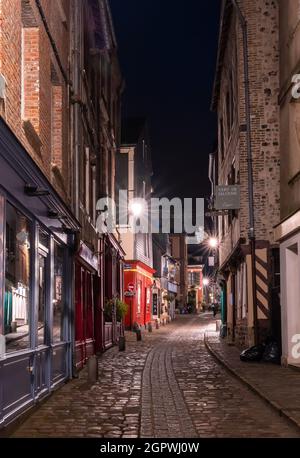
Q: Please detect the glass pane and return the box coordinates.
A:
[39,228,49,249]
[38,253,46,345]
[53,243,64,343]
[4,202,31,353]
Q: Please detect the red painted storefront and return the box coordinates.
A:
[124,261,155,329]
[74,235,125,369]
[75,242,100,370]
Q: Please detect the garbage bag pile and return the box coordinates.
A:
[240,338,280,364]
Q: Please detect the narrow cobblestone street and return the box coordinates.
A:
[10,315,300,438]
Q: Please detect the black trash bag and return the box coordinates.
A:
[240,344,265,362]
[262,341,280,364]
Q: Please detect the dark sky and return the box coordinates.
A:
[110,0,221,200]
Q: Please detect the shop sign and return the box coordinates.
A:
[79,242,98,271]
[152,293,158,316]
[168,282,178,293]
[208,256,215,267]
[127,282,135,293]
[215,185,240,210]
[124,291,135,297]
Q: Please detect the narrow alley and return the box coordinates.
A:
[10,316,300,439]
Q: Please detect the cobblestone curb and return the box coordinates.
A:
[204,332,300,433]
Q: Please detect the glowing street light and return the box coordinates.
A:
[208,237,218,249]
[129,200,144,217]
[203,278,210,287]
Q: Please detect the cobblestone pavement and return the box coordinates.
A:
[12,315,300,438]
[206,330,300,430]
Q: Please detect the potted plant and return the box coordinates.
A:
[116,299,128,322]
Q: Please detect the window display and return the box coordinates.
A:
[4,202,31,353]
[53,242,64,343]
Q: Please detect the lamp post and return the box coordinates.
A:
[231,0,258,345]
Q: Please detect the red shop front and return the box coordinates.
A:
[124,261,155,329]
[75,242,100,370]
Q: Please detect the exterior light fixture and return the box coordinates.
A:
[129,200,144,217]
[208,237,218,249]
[25,184,50,197]
[203,278,210,287]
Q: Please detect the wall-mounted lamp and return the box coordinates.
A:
[25,184,50,197]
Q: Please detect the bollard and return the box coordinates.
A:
[155,320,159,330]
[148,322,153,333]
[136,329,142,341]
[88,355,98,383]
[119,336,126,352]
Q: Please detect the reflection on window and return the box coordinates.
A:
[53,243,64,343]
[4,202,31,353]
[38,253,46,345]
[38,229,49,345]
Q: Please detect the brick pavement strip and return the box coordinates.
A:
[10,315,300,438]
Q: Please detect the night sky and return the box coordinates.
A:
[110,0,221,201]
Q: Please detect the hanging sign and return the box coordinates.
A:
[215,185,240,210]
[208,257,215,267]
[127,282,135,293]
[152,293,158,316]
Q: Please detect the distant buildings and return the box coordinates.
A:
[169,234,188,311]
[117,118,155,329]
[187,265,203,312]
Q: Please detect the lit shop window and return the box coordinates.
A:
[146,287,151,314]
[53,243,65,343]
[137,282,141,314]
[37,229,49,346]
[4,203,31,353]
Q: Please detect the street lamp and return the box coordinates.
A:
[203,278,210,287]
[129,200,144,217]
[208,237,218,249]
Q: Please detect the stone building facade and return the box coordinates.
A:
[211,0,281,347]
[275,0,300,367]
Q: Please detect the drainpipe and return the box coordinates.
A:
[72,0,81,220]
[231,0,258,345]
[35,0,71,86]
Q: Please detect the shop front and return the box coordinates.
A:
[124,261,155,329]
[75,242,100,370]
[0,119,79,427]
[103,234,125,349]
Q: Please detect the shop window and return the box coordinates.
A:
[4,202,31,353]
[137,281,142,315]
[85,271,94,340]
[53,242,65,343]
[37,229,49,346]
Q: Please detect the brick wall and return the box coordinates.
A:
[0,0,70,200]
